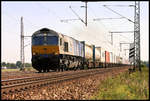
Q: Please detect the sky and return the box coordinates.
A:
[1,1,149,63]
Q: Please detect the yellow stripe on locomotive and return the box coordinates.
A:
[32,45,59,55]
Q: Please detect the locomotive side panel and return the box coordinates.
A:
[59,34,84,57]
[59,34,65,55]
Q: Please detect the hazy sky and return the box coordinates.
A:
[2,1,149,63]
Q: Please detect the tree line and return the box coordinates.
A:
[1,61,32,68]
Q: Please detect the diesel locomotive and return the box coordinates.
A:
[31,28,129,72]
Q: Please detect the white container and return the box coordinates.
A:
[95,47,101,61]
[100,47,105,63]
[85,44,93,60]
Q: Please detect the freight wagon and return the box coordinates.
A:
[31,28,130,72]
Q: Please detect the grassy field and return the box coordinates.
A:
[1,67,36,72]
[1,69,20,72]
[91,66,149,100]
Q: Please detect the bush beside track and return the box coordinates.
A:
[91,66,149,100]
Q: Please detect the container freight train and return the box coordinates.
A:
[31,28,129,72]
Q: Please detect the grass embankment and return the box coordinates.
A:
[1,67,36,72]
[1,69,20,72]
[91,66,149,100]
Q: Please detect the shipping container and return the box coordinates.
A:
[105,51,110,63]
[116,56,120,63]
[122,58,129,64]
[116,56,123,63]
[85,44,93,61]
[120,57,123,63]
[100,47,105,63]
[113,54,116,63]
[109,52,113,63]
[95,47,101,61]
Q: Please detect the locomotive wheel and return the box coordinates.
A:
[43,69,46,72]
[64,65,68,71]
[61,66,64,72]
[57,67,60,72]
[74,67,77,71]
[65,67,68,71]
[66,68,68,71]
[47,69,50,72]
[38,70,42,73]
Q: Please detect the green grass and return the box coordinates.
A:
[1,68,20,72]
[25,67,37,71]
[1,67,36,72]
[91,66,149,100]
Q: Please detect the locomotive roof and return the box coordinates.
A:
[32,28,59,36]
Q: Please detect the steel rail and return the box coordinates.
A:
[1,68,117,94]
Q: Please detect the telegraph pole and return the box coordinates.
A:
[85,1,87,26]
[20,16,25,71]
[111,32,113,45]
[61,1,88,27]
[134,1,141,71]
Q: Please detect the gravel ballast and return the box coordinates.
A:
[2,67,130,100]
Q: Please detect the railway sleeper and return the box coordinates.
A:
[2,91,7,94]
[14,89,19,92]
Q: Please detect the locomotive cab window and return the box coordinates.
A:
[32,35,58,45]
[64,42,68,52]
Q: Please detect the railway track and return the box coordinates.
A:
[1,70,58,80]
[1,67,128,95]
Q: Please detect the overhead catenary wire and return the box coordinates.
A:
[3,10,41,30]
[102,5,135,7]
[60,4,111,47]
[36,3,62,21]
[59,3,113,49]
[103,5,134,23]
[69,6,85,25]
[95,3,134,53]
[87,5,116,50]
[66,20,112,49]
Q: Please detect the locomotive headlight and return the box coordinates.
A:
[55,52,58,55]
[33,52,36,55]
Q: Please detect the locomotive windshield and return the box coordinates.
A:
[32,34,58,45]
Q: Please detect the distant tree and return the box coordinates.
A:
[1,62,6,67]
[25,63,32,67]
[16,61,22,68]
[10,63,17,68]
[140,60,149,67]
[6,63,10,67]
